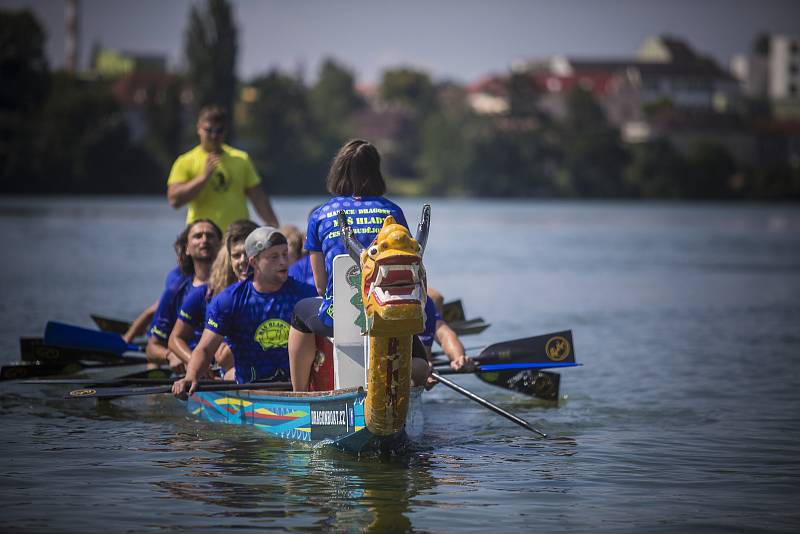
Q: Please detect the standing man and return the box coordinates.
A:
[172,227,316,397]
[166,106,279,231]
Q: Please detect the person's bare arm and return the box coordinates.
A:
[122,299,158,343]
[172,329,223,398]
[245,185,279,227]
[167,154,220,208]
[434,320,473,371]
[168,319,195,365]
[309,251,326,296]
[145,335,169,365]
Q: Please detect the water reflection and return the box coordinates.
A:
[154,429,440,532]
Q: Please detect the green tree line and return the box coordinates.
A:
[2,2,798,199]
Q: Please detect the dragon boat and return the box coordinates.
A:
[185,206,431,453]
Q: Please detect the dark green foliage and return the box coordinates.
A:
[380,68,437,114]
[184,0,237,125]
[379,68,439,179]
[625,139,688,198]
[557,88,630,197]
[418,95,483,195]
[309,58,363,140]
[0,9,49,183]
[307,59,364,179]
[143,75,185,170]
[682,142,738,198]
[240,71,326,195]
[34,74,161,194]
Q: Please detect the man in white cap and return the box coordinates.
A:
[172,227,316,397]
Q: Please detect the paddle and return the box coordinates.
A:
[14,369,176,386]
[441,300,466,323]
[1,362,86,380]
[431,330,575,366]
[44,321,144,356]
[448,319,491,336]
[90,314,132,336]
[64,380,292,400]
[0,357,153,381]
[20,337,146,365]
[25,377,227,387]
[89,313,131,335]
[431,372,546,437]
[430,330,577,401]
[471,369,561,401]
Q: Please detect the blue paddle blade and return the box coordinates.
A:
[44,321,139,355]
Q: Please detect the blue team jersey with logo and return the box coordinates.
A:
[177,283,210,349]
[205,277,317,383]
[150,272,193,342]
[288,254,315,287]
[419,296,440,347]
[305,196,408,327]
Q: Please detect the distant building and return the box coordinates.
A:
[732,34,800,121]
[733,34,800,100]
[467,35,752,160]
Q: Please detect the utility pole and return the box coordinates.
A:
[65,0,79,72]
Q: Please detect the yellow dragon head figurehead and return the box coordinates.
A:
[359,215,425,336]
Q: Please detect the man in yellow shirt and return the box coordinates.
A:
[167,106,279,231]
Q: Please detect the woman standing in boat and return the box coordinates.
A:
[288,139,430,391]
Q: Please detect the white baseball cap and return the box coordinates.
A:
[244,226,286,258]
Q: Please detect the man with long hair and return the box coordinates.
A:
[145,219,222,370]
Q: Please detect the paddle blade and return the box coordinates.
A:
[1,362,84,380]
[90,315,132,335]
[441,300,466,323]
[449,319,491,336]
[475,330,575,366]
[476,370,561,401]
[20,337,138,364]
[44,321,138,355]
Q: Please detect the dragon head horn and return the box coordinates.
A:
[415,204,431,259]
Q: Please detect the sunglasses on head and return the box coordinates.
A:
[202,126,225,135]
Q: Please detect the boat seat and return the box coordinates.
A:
[331,254,368,389]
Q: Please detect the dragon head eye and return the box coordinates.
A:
[368,245,379,258]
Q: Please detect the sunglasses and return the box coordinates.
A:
[202,126,226,136]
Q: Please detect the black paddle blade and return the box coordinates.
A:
[475,370,561,402]
[90,315,132,335]
[449,319,491,336]
[476,330,575,366]
[20,337,130,365]
[1,362,84,380]
[441,300,466,323]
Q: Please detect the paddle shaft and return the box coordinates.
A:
[431,372,547,438]
[66,380,292,399]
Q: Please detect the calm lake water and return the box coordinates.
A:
[1,196,799,533]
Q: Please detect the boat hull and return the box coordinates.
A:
[186,387,407,453]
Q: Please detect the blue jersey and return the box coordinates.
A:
[419,296,440,347]
[305,196,408,327]
[205,277,317,383]
[288,254,315,287]
[150,272,192,342]
[177,283,209,349]
[164,266,186,290]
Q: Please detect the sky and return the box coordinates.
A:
[3,0,800,84]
